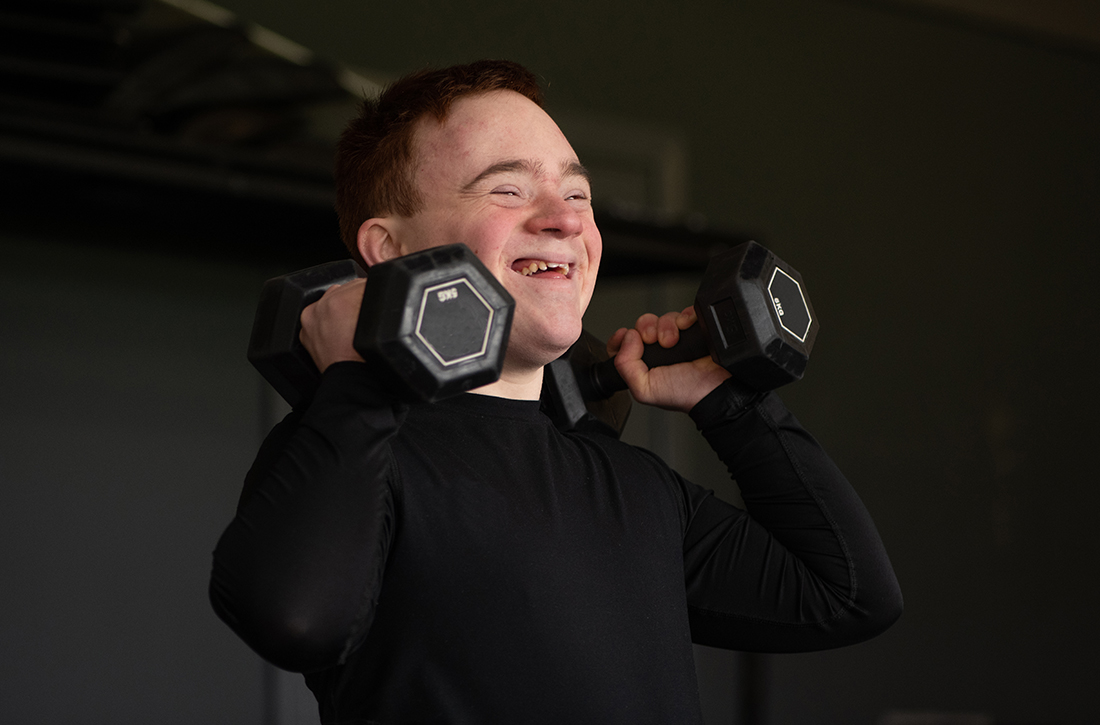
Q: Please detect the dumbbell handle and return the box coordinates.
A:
[578,322,711,401]
[248,260,365,409]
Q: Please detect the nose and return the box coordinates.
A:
[525,194,584,238]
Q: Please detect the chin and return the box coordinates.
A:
[544,320,584,354]
[510,323,581,368]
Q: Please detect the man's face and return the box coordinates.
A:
[390,90,602,371]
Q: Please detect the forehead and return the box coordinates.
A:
[411,90,580,186]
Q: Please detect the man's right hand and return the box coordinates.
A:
[298,279,367,373]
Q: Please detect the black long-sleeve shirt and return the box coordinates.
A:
[210,361,901,724]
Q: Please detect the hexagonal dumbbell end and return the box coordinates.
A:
[353,244,515,402]
[247,259,367,408]
[570,241,818,406]
[694,241,818,390]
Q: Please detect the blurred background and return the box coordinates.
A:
[2,1,1098,723]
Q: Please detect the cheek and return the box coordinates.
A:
[586,224,603,263]
[581,279,597,311]
[461,218,513,261]
[585,229,602,282]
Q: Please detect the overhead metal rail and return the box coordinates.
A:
[0,0,749,274]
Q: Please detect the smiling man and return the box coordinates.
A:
[345,86,604,397]
[210,60,902,724]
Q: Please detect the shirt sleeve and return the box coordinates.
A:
[208,361,403,673]
[681,380,903,652]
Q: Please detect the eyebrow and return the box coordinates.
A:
[562,159,591,184]
[462,158,591,190]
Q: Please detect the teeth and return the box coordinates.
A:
[520,261,569,276]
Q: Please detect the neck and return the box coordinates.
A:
[469,364,544,401]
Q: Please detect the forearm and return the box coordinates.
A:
[683,381,902,652]
[209,362,400,672]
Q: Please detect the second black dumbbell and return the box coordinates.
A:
[248,244,514,407]
[585,240,817,400]
[543,241,818,435]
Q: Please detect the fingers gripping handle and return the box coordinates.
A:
[580,324,711,401]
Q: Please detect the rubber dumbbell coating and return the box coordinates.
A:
[248,245,514,407]
[577,241,819,401]
[353,244,514,402]
[247,259,365,408]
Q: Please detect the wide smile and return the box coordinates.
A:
[511,258,572,279]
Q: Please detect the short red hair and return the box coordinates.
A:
[334,60,544,266]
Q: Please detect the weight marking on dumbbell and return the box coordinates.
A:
[416,278,495,366]
[768,267,812,342]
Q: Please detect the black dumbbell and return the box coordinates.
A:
[248,259,364,408]
[540,329,632,437]
[248,244,514,407]
[544,241,818,435]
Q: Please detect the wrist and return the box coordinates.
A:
[688,377,765,425]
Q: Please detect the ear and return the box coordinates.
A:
[356,218,401,266]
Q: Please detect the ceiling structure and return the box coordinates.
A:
[3,0,1094,272]
[0,0,742,274]
[870,0,1100,56]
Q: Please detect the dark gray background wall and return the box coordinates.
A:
[2,0,1098,723]
[1,238,268,722]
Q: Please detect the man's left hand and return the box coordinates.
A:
[607,307,732,413]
